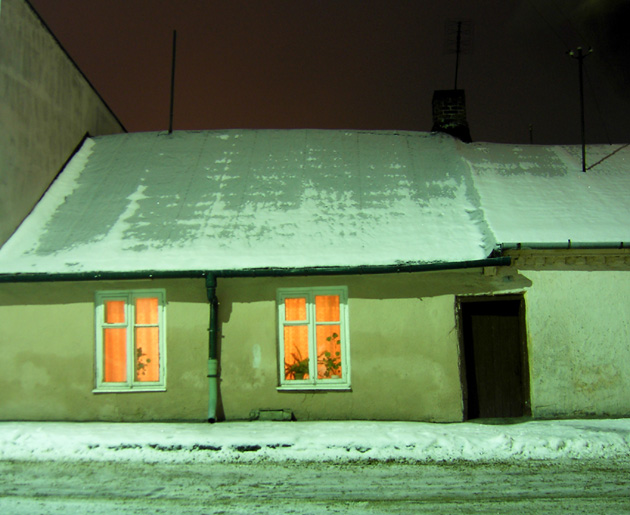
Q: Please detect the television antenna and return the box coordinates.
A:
[444,20,473,90]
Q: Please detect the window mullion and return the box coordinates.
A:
[308,294,317,381]
[127,296,134,386]
[280,297,288,380]
[96,300,104,387]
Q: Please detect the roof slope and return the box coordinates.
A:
[0,130,628,275]
[463,142,630,246]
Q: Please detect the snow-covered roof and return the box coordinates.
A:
[0,130,628,275]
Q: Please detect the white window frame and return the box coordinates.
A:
[94,289,166,393]
[277,286,350,391]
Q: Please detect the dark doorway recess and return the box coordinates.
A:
[459,296,530,420]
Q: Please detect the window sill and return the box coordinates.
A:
[277,383,351,392]
[92,387,166,394]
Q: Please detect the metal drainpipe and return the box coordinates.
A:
[205,274,219,423]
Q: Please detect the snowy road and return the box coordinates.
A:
[2,459,630,514]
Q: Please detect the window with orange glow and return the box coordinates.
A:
[278,287,349,389]
[95,290,165,392]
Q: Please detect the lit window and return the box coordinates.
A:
[277,287,350,390]
[94,290,166,392]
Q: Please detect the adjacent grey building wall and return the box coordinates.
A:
[0,0,125,246]
[525,269,630,419]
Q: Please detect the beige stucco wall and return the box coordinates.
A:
[0,267,530,423]
[523,270,630,419]
[0,0,125,246]
[2,264,628,422]
[218,269,528,422]
[0,279,209,421]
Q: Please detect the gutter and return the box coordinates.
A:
[499,241,627,251]
[0,256,511,423]
[0,257,510,284]
[0,269,209,283]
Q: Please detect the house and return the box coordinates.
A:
[0,0,125,246]
[0,129,629,423]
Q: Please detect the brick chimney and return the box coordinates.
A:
[431,89,472,142]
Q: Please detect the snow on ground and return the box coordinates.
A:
[1,419,630,464]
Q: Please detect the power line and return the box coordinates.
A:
[549,0,592,47]
[587,143,629,171]
[584,63,612,144]
[525,0,571,48]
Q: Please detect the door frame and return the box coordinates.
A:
[456,294,531,420]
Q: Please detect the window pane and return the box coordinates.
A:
[104,328,127,382]
[285,297,306,321]
[135,327,160,382]
[315,295,340,322]
[316,324,342,379]
[284,325,309,380]
[105,301,125,324]
[135,297,158,325]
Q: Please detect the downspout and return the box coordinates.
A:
[206,274,219,423]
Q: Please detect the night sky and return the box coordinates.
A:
[29,0,630,145]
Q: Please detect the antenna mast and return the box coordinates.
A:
[168,30,177,134]
[568,47,592,172]
[445,20,473,89]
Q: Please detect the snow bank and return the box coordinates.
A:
[1,419,629,464]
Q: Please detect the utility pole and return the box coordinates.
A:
[568,47,592,172]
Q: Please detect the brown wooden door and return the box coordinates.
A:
[461,299,528,419]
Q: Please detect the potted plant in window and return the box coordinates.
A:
[285,349,309,380]
[318,333,341,378]
[136,347,151,377]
